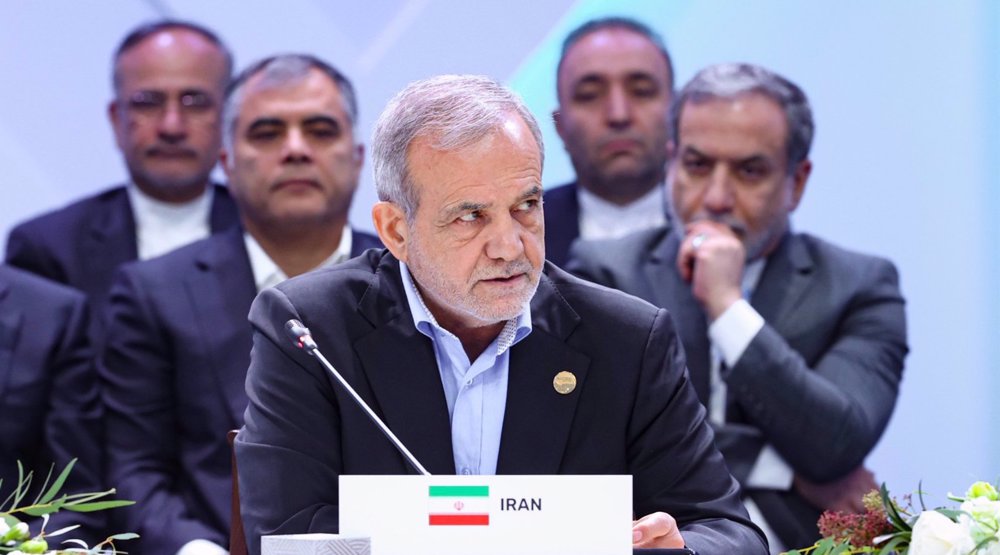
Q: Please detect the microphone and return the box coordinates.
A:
[283,319,431,476]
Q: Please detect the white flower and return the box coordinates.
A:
[910,510,974,555]
[961,497,1000,525]
[0,519,9,535]
[959,497,1000,553]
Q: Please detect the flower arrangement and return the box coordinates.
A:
[785,480,1000,555]
[1,460,137,554]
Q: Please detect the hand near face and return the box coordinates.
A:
[677,221,745,321]
[632,512,685,548]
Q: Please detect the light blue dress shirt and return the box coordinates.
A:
[399,263,532,475]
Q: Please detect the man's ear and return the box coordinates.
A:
[219,148,233,181]
[553,109,566,142]
[351,142,365,174]
[787,159,812,212]
[372,201,410,262]
[108,99,125,150]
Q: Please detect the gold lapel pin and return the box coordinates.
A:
[553,371,577,395]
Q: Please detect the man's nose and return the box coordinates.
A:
[282,128,311,163]
[703,169,735,214]
[485,214,525,261]
[157,103,188,142]
[605,86,632,128]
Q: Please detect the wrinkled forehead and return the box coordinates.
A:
[676,93,789,151]
[407,126,542,210]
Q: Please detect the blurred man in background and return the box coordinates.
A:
[5,21,238,329]
[100,54,379,555]
[570,63,907,552]
[545,17,674,266]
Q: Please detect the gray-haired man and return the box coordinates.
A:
[569,63,908,552]
[236,74,765,555]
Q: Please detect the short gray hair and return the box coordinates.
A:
[222,54,358,154]
[372,74,544,219]
[670,63,814,174]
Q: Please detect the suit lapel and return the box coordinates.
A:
[184,229,257,426]
[0,280,20,403]
[208,183,241,233]
[542,182,581,267]
[497,281,590,473]
[352,257,456,475]
[751,233,814,331]
[642,233,712,402]
[81,190,137,301]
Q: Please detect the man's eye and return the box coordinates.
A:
[308,127,338,139]
[128,91,165,111]
[629,83,658,98]
[180,92,214,111]
[248,129,281,141]
[457,212,480,223]
[682,157,711,174]
[572,84,603,102]
[515,199,539,212]
[739,163,768,180]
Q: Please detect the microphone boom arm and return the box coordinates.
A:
[284,319,432,476]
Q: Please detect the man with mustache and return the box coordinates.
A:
[5,21,239,329]
[99,54,380,555]
[569,64,908,552]
[544,17,673,267]
[235,74,765,555]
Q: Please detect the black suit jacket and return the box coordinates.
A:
[0,265,104,546]
[235,249,766,555]
[5,184,239,330]
[569,227,908,549]
[542,182,581,268]
[99,227,381,555]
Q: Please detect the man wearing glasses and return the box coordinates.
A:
[5,21,239,329]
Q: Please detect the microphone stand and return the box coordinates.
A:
[285,319,431,476]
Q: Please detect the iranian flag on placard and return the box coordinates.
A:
[428,485,490,525]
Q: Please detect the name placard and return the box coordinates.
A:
[339,474,632,555]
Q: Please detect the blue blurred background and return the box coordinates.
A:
[2,0,997,498]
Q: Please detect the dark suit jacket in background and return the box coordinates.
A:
[236,249,766,555]
[542,181,580,268]
[5,183,239,333]
[0,265,104,546]
[99,227,380,555]
[569,227,908,549]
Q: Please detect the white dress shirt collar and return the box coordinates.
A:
[127,183,214,260]
[576,183,667,240]
[243,226,353,292]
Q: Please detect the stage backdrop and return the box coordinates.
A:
[1,0,997,499]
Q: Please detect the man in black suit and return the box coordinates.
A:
[569,64,908,552]
[100,55,381,555]
[236,74,765,555]
[0,265,104,546]
[544,17,674,266]
[5,21,238,324]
